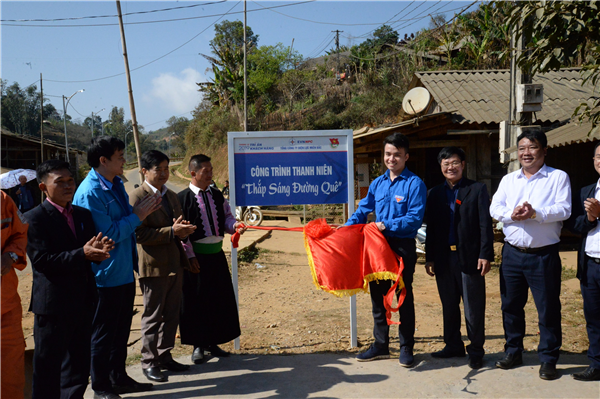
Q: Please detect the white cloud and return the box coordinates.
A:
[145,68,203,114]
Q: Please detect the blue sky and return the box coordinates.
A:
[1,1,478,131]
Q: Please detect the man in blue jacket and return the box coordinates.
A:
[73,136,162,399]
[345,132,426,367]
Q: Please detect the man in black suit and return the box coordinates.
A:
[425,147,494,369]
[568,141,600,381]
[25,160,115,399]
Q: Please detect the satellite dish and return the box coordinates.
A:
[402,87,432,115]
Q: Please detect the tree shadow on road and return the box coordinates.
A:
[129,353,387,398]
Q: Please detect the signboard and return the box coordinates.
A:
[231,131,351,206]
[227,129,356,349]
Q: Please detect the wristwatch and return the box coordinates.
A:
[530,210,537,220]
[7,252,18,262]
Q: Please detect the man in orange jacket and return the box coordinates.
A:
[1,191,29,399]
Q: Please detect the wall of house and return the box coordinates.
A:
[546,141,599,193]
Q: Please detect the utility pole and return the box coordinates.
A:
[116,0,144,183]
[40,73,44,163]
[332,30,343,75]
[243,0,247,132]
[508,2,534,172]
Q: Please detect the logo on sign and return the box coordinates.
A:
[289,139,295,145]
[329,138,340,148]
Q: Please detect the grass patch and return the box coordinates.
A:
[239,244,260,263]
[562,266,577,281]
[125,353,142,366]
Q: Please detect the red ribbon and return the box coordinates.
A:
[231,223,303,248]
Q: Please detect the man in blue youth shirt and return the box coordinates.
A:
[73,136,162,399]
[345,132,426,367]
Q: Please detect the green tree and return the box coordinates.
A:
[198,20,258,109]
[1,80,60,136]
[502,0,600,127]
[166,115,190,155]
[249,43,301,98]
[102,106,140,142]
[83,114,102,136]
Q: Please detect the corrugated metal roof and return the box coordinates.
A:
[504,121,599,153]
[415,68,597,125]
[353,112,452,139]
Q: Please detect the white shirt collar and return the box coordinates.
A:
[189,182,211,196]
[145,181,168,196]
[518,163,548,179]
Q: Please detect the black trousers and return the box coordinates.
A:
[90,282,135,393]
[500,243,562,364]
[582,257,600,369]
[435,251,486,358]
[370,237,416,350]
[32,310,93,399]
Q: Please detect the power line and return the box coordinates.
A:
[351,1,430,40]
[390,0,446,33]
[1,1,315,28]
[68,103,85,118]
[305,32,336,59]
[307,37,335,59]
[251,0,457,27]
[1,1,226,22]
[340,2,470,42]
[44,1,241,84]
[347,0,479,62]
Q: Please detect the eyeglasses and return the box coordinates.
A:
[594,155,600,161]
[441,161,462,168]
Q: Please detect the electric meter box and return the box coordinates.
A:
[516,84,543,112]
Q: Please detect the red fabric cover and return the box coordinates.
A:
[304,219,405,325]
[230,219,406,324]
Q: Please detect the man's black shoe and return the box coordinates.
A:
[143,366,167,382]
[495,352,523,369]
[573,367,600,381]
[93,393,121,399]
[468,356,483,370]
[539,362,558,380]
[161,359,190,372]
[207,345,230,357]
[112,376,153,394]
[192,347,205,364]
[431,347,466,359]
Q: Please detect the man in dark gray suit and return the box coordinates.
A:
[568,141,600,381]
[425,147,494,370]
[26,160,114,398]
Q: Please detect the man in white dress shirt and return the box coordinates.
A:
[490,129,571,380]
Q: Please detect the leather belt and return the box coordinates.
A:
[508,243,556,254]
[450,245,457,251]
[589,257,600,264]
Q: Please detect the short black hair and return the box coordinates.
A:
[437,146,466,164]
[517,129,547,149]
[141,150,169,170]
[189,154,211,172]
[37,159,71,184]
[87,135,125,168]
[594,141,600,154]
[383,133,409,153]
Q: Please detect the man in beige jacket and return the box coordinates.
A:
[130,150,197,383]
